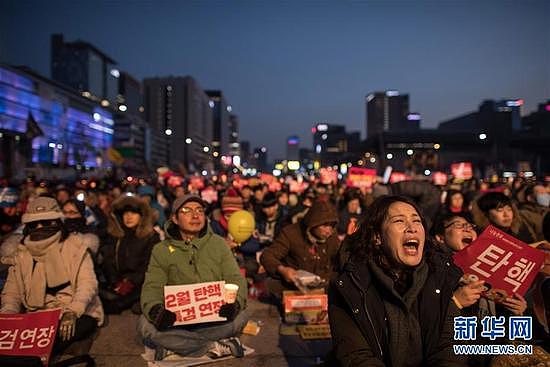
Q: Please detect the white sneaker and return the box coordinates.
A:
[207,337,244,358]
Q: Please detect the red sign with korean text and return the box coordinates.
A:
[346,167,376,189]
[319,168,338,185]
[232,178,248,190]
[0,309,61,366]
[453,225,545,301]
[164,281,227,326]
[451,162,473,180]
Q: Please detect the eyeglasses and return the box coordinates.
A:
[179,207,206,216]
[445,221,477,231]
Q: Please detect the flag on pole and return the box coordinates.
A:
[25,112,44,140]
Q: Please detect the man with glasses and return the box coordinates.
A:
[138,194,248,361]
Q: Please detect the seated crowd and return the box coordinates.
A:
[0,175,548,366]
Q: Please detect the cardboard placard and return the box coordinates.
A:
[164,281,227,326]
[297,324,331,340]
[0,309,61,366]
[283,290,328,324]
[453,225,545,301]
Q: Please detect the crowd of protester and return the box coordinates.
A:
[0,172,549,366]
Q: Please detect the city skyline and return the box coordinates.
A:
[1,0,548,160]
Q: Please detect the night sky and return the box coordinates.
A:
[1,0,548,160]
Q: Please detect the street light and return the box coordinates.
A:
[406,149,414,156]
[386,153,393,160]
[185,138,192,144]
[479,133,487,140]
[203,146,209,152]
[165,128,172,136]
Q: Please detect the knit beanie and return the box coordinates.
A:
[222,188,243,214]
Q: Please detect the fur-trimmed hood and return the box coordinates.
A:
[107,196,154,239]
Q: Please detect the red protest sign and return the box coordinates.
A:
[189,177,205,190]
[432,171,448,186]
[0,309,61,366]
[167,175,183,188]
[346,167,376,189]
[319,168,337,185]
[389,172,410,184]
[451,162,473,180]
[164,281,227,326]
[289,179,308,193]
[260,174,276,185]
[453,225,545,301]
[200,187,218,203]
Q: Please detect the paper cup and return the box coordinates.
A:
[224,283,239,304]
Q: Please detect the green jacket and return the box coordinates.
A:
[141,220,247,321]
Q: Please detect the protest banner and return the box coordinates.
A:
[0,309,61,366]
[164,281,227,326]
[451,162,473,180]
[319,168,337,185]
[346,167,376,189]
[453,225,545,301]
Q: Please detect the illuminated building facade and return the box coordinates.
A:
[0,64,114,178]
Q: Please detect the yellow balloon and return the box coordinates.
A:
[227,210,255,243]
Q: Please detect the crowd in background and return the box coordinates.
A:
[0,171,549,365]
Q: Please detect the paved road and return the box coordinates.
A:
[89,299,330,367]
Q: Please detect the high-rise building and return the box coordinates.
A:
[228,114,240,157]
[286,135,300,161]
[205,90,230,168]
[311,123,361,166]
[252,146,268,172]
[366,90,415,138]
[143,76,213,172]
[51,34,118,104]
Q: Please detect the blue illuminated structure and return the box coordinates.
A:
[0,65,113,168]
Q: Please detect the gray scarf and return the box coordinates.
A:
[368,258,429,367]
[22,231,70,309]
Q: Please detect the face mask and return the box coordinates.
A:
[536,193,550,207]
[64,217,87,233]
[29,226,61,241]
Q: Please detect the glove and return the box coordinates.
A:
[114,279,135,296]
[59,311,77,342]
[218,301,241,321]
[148,304,176,331]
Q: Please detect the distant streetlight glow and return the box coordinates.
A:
[386,153,393,159]
[165,128,172,136]
[118,104,127,112]
[434,143,441,150]
[370,157,376,163]
[185,138,192,144]
[406,149,414,156]
[479,133,487,140]
[203,146,210,152]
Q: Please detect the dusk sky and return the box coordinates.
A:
[1,0,548,160]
